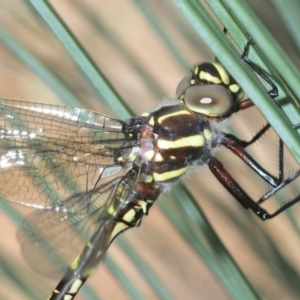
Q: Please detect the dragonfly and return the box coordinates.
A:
[0,40,299,299]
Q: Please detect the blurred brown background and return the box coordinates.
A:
[0,1,299,300]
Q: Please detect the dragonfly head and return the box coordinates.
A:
[176,62,244,119]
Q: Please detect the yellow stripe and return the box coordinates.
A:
[70,253,81,270]
[109,222,128,243]
[157,110,191,124]
[229,83,240,93]
[108,196,125,217]
[153,166,187,182]
[154,152,164,162]
[199,70,222,84]
[68,279,83,294]
[194,66,199,75]
[157,134,204,149]
[148,116,155,126]
[122,208,136,222]
[203,128,212,140]
[213,62,230,84]
[136,199,148,214]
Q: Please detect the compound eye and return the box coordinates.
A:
[176,74,193,97]
[184,84,234,117]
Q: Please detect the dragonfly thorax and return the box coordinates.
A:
[129,103,219,184]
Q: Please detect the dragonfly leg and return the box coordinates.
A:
[220,125,283,187]
[209,158,300,220]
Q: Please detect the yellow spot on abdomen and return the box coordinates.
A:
[68,279,83,294]
[110,222,129,243]
[122,209,136,222]
[70,254,81,270]
[137,199,148,214]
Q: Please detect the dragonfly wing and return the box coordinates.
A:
[18,167,139,277]
[0,99,134,208]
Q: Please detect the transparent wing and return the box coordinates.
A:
[0,99,135,209]
[17,167,139,276]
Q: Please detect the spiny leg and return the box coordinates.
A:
[222,31,278,99]
[209,158,300,220]
[221,124,284,187]
[241,37,278,98]
[229,35,278,111]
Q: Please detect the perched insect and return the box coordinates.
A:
[0,39,299,299]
